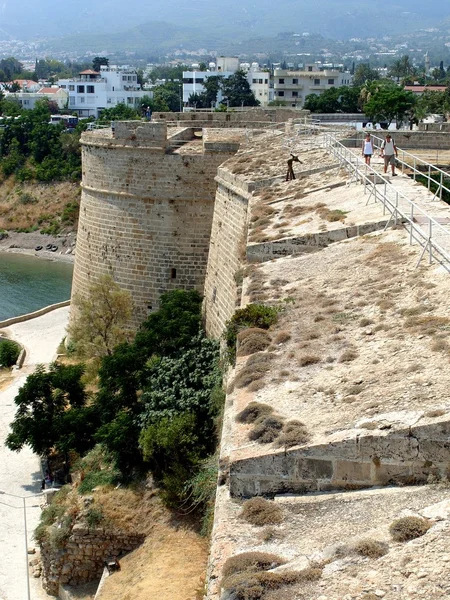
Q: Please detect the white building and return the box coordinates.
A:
[182,59,271,107]
[58,66,148,118]
[5,87,68,110]
[273,65,353,107]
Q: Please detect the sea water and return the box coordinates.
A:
[0,253,73,320]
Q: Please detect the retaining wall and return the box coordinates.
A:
[41,524,144,595]
[229,420,450,497]
[350,130,450,150]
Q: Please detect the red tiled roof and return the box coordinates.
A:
[404,85,447,93]
[38,87,62,94]
[79,69,100,75]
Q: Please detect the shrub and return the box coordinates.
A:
[276,420,309,448]
[235,363,267,388]
[273,331,291,344]
[249,415,284,443]
[298,354,320,367]
[338,349,358,363]
[223,552,286,578]
[353,539,389,558]
[241,497,284,526]
[85,507,104,528]
[237,402,274,424]
[237,328,272,357]
[0,339,20,367]
[389,516,431,542]
[225,304,279,363]
[246,352,275,366]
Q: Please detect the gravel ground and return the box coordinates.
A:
[0,306,69,600]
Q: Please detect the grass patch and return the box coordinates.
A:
[389,516,431,542]
[298,354,321,367]
[241,497,284,526]
[275,420,309,448]
[249,415,284,443]
[225,304,279,364]
[223,552,286,578]
[235,363,267,389]
[237,402,274,424]
[273,331,291,344]
[338,349,358,363]
[237,328,272,357]
[353,539,389,558]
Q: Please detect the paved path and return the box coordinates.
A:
[0,306,69,600]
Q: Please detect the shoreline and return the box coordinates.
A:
[0,230,76,264]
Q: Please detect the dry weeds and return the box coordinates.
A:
[240,497,284,526]
[389,516,431,542]
[237,402,274,424]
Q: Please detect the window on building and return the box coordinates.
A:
[328,78,335,85]
[69,97,75,105]
[252,79,257,84]
[127,97,133,104]
[69,85,75,91]
[77,85,85,93]
[79,97,85,103]
[183,78,194,84]
[292,91,298,97]
[127,76,132,81]
[87,85,95,93]
[258,78,263,84]
[292,78,298,84]
[194,78,204,83]
[279,78,285,84]
[314,79,320,85]
[23,99,29,105]
[60,85,66,89]
[308,66,313,72]
[264,79,268,84]
[122,76,127,81]
[278,91,285,96]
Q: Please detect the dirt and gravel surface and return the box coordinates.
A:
[0,307,69,600]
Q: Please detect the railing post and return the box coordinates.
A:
[410,204,414,245]
[401,151,404,174]
[413,157,416,181]
[429,219,433,264]
[440,172,443,200]
[428,165,431,191]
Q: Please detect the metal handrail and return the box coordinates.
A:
[321,132,450,271]
[358,133,450,202]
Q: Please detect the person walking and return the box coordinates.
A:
[362,133,374,166]
[380,134,398,176]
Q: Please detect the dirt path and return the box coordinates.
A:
[97,523,208,600]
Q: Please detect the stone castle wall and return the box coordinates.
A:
[72,122,239,326]
[203,169,252,338]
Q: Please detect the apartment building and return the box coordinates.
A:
[273,65,353,107]
[58,65,148,118]
[182,59,271,107]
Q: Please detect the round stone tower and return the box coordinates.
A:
[71,121,238,327]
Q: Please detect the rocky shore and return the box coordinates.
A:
[0,230,76,263]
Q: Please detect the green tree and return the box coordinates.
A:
[67,275,133,360]
[6,363,89,456]
[353,64,380,87]
[364,85,416,127]
[220,70,259,107]
[0,339,20,366]
[388,55,414,82]
[92,57,109,72]
[150,82,182,112]
[98,103,139,122]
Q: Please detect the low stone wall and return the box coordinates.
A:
[41,525,144,595]
[349,130,450,150]
[0,300,70,329]
[246,219,391,263]
[228,420,450,497]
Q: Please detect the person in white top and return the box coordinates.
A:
[361,133,374,166]
[380,134,398,176]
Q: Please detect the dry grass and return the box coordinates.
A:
[240,497,284,526]
[359,318,374,327]
[249,415,284,443]
[235,363,267,389]
[389,516,431,542]
[237,328,272,357]
[222,552,286,578]
[353,539,389,558]
[237,402,274,424]
[403,315,450,335]
[431,337,449,352]
[275,420,309,448]
[298,354,321,367]
[425,408,447,418]
[273,331,291,344]
[338,348,358,363]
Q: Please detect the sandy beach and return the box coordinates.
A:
[0,306,69,600]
